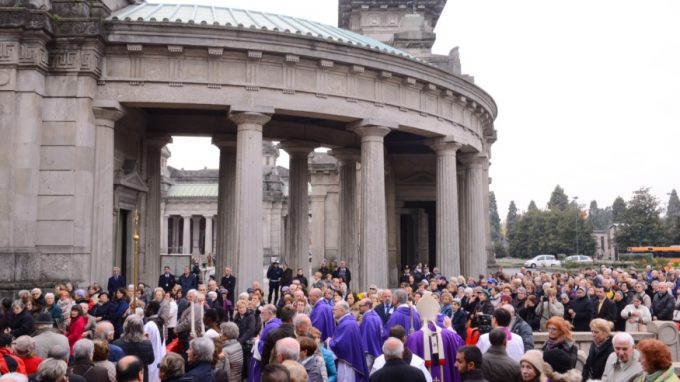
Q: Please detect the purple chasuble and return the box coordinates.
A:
[383,305,421,340]
[359,310,383,357]
[330,314,369,382]
[311,300,336,341]
[406,323,464,382]
[248,317,282,382]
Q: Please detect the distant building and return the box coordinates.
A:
[593,224,618,261]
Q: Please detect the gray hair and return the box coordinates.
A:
[13,336,36,356]
[73,339,94,360]
[382,337,404,360]
[612,332,635,346]
[334,301,350,314]
[44,293,55,300]
[220,322,239,340]
[189,337,215,363]
[0,373,28,382]
[36,358,68,382]
[11,300,24,310]
[293,314,311,330]
[393,289,408,305]
[47,344,70,362]
[275,338,300,362]
[122,315,146,343]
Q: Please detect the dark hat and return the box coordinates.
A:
[35,312,54,325]
[543,348,573,373]
[246,288,255,294]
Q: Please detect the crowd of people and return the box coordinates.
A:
[0,260,679,382]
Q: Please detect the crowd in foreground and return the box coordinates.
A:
[0,260,679,382]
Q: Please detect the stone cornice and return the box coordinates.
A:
[101,22,496,119]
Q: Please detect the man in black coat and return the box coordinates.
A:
[374,289,394,325]
[651,282,675,321]
[266,261,283,304]
[593,286,617,324]
[157,266,177,293]
[332,260,352,290]
[220,266,237,303]
[451,299,469,341]
[567,287,594,331]
[177,266,197,296]
[370,337,427,382]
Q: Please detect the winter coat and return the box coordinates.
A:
[621,304,651,332]
[567,296,593,332]
[510,316,535,351]
[581,336,614,382]
[651,292,675,320]
[536,299,564,331]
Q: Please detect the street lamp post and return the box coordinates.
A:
[573,197,579,256]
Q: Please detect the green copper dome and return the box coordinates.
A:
[109,2,418,61]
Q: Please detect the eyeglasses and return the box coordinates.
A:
[547,327,559,332]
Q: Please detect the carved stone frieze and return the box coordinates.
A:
[53,19,101,36]
[49,42,102,75]
[0,9,53,32]
[52,0,90,18]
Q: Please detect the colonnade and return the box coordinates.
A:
[163,215,215,256]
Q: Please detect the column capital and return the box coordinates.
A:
[426,138,462,155]
[330,148,361,163]
[278,140,318,155]
[146,134,173,148]
[92,99,125,126]
[350,124,392,140]
[459,152,487,168]
[212,134,237,150]
[229,111,272,129]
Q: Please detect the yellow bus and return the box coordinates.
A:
[626,246,680,265]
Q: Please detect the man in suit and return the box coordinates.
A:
[107,267,125,294]
[374,288,394,325]
[370,337,427,382]
[594,286,617,324]
[158,266,177,293]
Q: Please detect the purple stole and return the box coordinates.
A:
[406,323,464,382]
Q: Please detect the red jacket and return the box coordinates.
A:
[67,315,87,353]
[0,348,27,375]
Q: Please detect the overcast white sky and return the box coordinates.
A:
[166,0,680,219]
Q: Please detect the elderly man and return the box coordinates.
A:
[503,304,534,351]
[383,289,420,339]
[374,289,393,325]
[251,304,282,382]
[293,314,312,338]
[600,332,643,382]
[329,301,368,382]
[177,266,198,296]
[369,337,427,382]
[275,338,307,382]
[651,282,675,321]
[116,356,145,382]
[175,289,204,350]
[70,339,109,382]
[94,321,125,362]
[108,267,126,295]
[185,337,214,381]
[359,298,383,370]
[309,288,335,341]
[32,313,69,359]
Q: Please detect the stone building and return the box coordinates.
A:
[0,0,498,293]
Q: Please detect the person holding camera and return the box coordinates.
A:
[535,288,564,332]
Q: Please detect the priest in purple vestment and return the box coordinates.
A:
[248,304,281,382]
[310,288,336,341]
[383,289,420,340]
[406,294,465,382]
[358,298,383,370]
[329,301,369,382]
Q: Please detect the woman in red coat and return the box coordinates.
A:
[66,304,87,354]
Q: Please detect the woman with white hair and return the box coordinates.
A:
[42,293,63,327]
[186,337,215,382]
[216,322,243,382]
[581,318,614,382]
[36,358,68,382]
[621,293,651,332]
[13,336,41,375]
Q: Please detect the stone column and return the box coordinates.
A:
[91,100,125,286]
[330,149,360,282]
[482,158,495,268]
[182,215,191,254]
[171,216,180,253]
[205,216,213,255]
[230,110,272,294]
[352,121,392,290]
[460,154,487,277]
[309,194,326,268]
[280,141,316,273]
[192,216,201,255]
[429,140,462,277]
[144,135,171,285]
[213,135,237,276]
[161,215,168,254]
